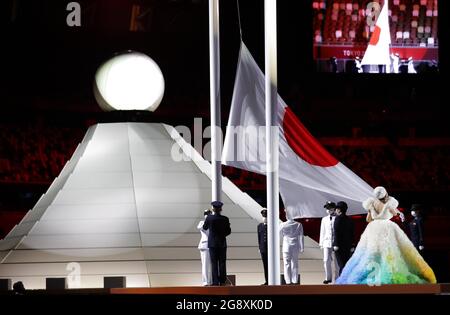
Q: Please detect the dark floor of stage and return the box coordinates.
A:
[2,283,449,296]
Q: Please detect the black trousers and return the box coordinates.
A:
[260,251,268,284]
[335,248,351,275]
[209,247,227,285]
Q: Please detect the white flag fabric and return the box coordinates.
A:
[222,43,373,218]
[361,0,391,67]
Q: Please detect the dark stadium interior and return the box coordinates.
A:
[0,0,449,281]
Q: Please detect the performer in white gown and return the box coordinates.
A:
[336,187,436,284]
[198,209,212,286]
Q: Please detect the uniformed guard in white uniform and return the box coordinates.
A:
[198,209,212,286]
[280,210,304,285]
[407,56,417,74]
[391,53,400,74]
[320,201,339,284]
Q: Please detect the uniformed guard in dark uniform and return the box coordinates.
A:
[203,201,231,286]
[333,201,354,275]
[257,208,268,285]
[409,204,425,252]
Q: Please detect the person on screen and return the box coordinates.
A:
[355,57,363,73]
[429,60,438,73]
[378,64,387,73]
[391,53,400,73]
[408,57,417,74]
[399,58,409,73]
[329,57,338,73]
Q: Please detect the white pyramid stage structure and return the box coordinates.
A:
[0,123,323,289]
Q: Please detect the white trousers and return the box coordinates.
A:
[323,247,339,282]
[200,249,212,286]
[283,248,300,284]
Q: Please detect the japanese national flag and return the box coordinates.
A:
[222,43,373,218]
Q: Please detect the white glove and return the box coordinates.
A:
[333,246,339,251]
[399,212,405,222]
[419,245,424,251]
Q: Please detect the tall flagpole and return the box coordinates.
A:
[209,0,222,202]
[265,0,280,285]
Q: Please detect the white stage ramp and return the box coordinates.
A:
[0,123,323,289]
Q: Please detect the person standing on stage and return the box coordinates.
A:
[336,187,435,284]
[355,57,363,73]
[203,201,231,286]
[391,53,400,73]
[409,204,425,252]
[329,56,338,73]
[408,57,417,74]
[320,201,339,284]
[280,210,304,285]
[257,208,268,285]
[197,209,212,286]
[333,201,355,275]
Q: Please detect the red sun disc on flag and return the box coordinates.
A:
[369,25,381,45]
[282,107,338,167]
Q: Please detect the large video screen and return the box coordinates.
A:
[313,0,439,73]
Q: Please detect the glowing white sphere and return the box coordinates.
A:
[94,51,164,111]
